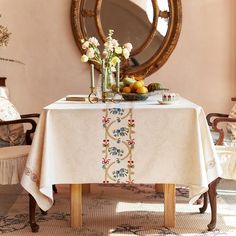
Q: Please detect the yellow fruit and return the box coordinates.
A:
[133,81,143,90]
[139,80,145,86]
[136,86,148,94]
[122,86,132,93]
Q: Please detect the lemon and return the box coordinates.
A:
[136,86,148,94]
[139,80,145,86]
[133,81,143,90]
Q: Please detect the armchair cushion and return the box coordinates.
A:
[0,145,30,184]
[0,97,25,147]
[216,145,236,180]
[227,104,236,140]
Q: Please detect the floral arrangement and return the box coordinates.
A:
[80,29,132,73]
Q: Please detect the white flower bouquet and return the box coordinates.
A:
[80,30,133,97]
[80,29,132,74]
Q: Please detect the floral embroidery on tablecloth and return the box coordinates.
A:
[24,167,40,186]
[206,159,216,169]
[102,108,135,183]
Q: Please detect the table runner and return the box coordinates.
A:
[21,97,222,211]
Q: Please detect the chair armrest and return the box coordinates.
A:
[20,113,40,119]
[0,118,37,145]
[206,113,229,127]
[212,117,236,145]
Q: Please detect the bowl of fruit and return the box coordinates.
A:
[117,76,167,101]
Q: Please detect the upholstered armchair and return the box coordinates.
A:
[199,106,236,230]
[0,95,59,232]
[0,110,40,232]
[206,112,236,146]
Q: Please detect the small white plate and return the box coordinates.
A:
[158,100,177,105]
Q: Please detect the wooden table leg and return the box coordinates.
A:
[82,184,91,194]
[70,184,82,228]
[207,178,221,231]
[164,184,176,227]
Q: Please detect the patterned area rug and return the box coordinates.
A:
[1,183,236,235]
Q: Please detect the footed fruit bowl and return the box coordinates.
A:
[121,92,149,101]
[120,89,168,101]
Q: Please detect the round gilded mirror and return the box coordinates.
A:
[71,0,182,78]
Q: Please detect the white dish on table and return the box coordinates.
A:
[158,100,178,105]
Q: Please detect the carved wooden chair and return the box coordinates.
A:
[0,78,57,232]
[199,106,236,230]
[0,112,41,232]
[0,103,59,233]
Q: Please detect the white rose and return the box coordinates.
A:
[82,41,89,50]
[86,48,95,59]
[103,50,108,57]
[111,66,116,72]
[111,56,121,66]
[122,48,130,59]
[124,42,133,52]
[81,54,88,62]
[115,46,122,54]
[88,37,100,46]
[104,42,113,51]
[112,39,119,47]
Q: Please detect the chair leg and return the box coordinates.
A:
[53,185,58,193]
[29,194,39,232]
[199,192,208,213]
[207,177,221,231]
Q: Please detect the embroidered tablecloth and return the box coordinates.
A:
[21,96,221,211]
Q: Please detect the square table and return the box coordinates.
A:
[21,95,221,230]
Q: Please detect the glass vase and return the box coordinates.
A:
[96,69,115,101]
[105,70,115,92]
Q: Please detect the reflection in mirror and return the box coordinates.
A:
[147,0,169,36]
[71,0,182,77]
[98,0,164,66]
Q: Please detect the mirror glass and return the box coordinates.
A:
[71,0,182,77]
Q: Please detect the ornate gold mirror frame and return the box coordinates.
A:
[71,0,182,78]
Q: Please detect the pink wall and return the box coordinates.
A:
[0,0,235,114]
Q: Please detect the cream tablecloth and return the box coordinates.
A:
[21,96,221,211]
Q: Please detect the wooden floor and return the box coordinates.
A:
[0,184,23,216]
